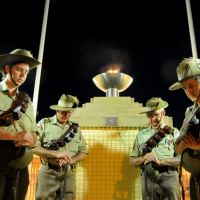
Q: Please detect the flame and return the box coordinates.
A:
[106,64,121,73]
[107,69,119,73]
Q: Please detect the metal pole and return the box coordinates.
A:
[185,0,198,58]
[182,3,198,200]
[33,0,50,118]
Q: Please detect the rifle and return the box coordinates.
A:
[0,91,32,169]
[43,123,79,150]
[180,111,200,175]
[0,91,29,126]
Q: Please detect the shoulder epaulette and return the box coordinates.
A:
[185,105,194,115]
[0,84,3,92]
[43,117,51,123]
[139,127,149,133]
[69,120,79,126]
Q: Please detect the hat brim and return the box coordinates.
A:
[0,54,41,72]
[169,82,182,91]
[139,101,168,114]
[50,105,74,111]
[139,108,157,114]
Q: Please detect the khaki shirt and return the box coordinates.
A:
[0,80,36,168]
[36,115,88,158]
[130,123,180,160]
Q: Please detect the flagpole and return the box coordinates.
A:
[185,0,198,58]
[184,1,198,199]
[33,0,50,118]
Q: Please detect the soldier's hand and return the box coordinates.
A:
[154,159,161,166]
[143,152,158,165]
[14,131,37,147]
[56,152,72,165]
[58,158,68,166]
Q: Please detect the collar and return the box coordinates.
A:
[0,79,19,95]
[0,79,9,92]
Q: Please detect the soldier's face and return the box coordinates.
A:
[5,63,29,87]
[181,78,200,102]
[146,109,165,128]
[56,110,72,124]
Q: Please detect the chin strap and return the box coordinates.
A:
[196,92,200,104]
[10,72,18,87]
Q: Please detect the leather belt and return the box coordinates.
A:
[154,166,177,173]
[47,163,61,171]
[142,165,177,173]
[47,163,76,172]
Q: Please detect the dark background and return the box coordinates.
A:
[0,0,200,128]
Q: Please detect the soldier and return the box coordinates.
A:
[130,97,181,200]
[169,57,200,200]
[0,49,40,200]
[32,94,88,200]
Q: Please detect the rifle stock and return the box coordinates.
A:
[180,112,200,175]
[0,92,29,126]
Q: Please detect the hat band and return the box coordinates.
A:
[58,100,73,108]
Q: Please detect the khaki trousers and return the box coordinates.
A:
[35,165,76,200]
[141,170,181,200]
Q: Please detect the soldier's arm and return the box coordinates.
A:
[156,155,181,167]
[130,156,145,167]
[0,127,37,147]
[130,134,146,167]
[71,152,88,164]
[32,146,59,158]
[0,127,17,140]
[32,146,72,164]
[130,151,159,167]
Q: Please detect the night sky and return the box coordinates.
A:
[0,0,200,128]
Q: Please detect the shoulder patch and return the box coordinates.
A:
[36,124,42,128]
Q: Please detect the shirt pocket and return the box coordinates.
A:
[157,139,174,157]
[68,140,80,154]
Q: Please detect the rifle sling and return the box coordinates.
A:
[141,126,172,156]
